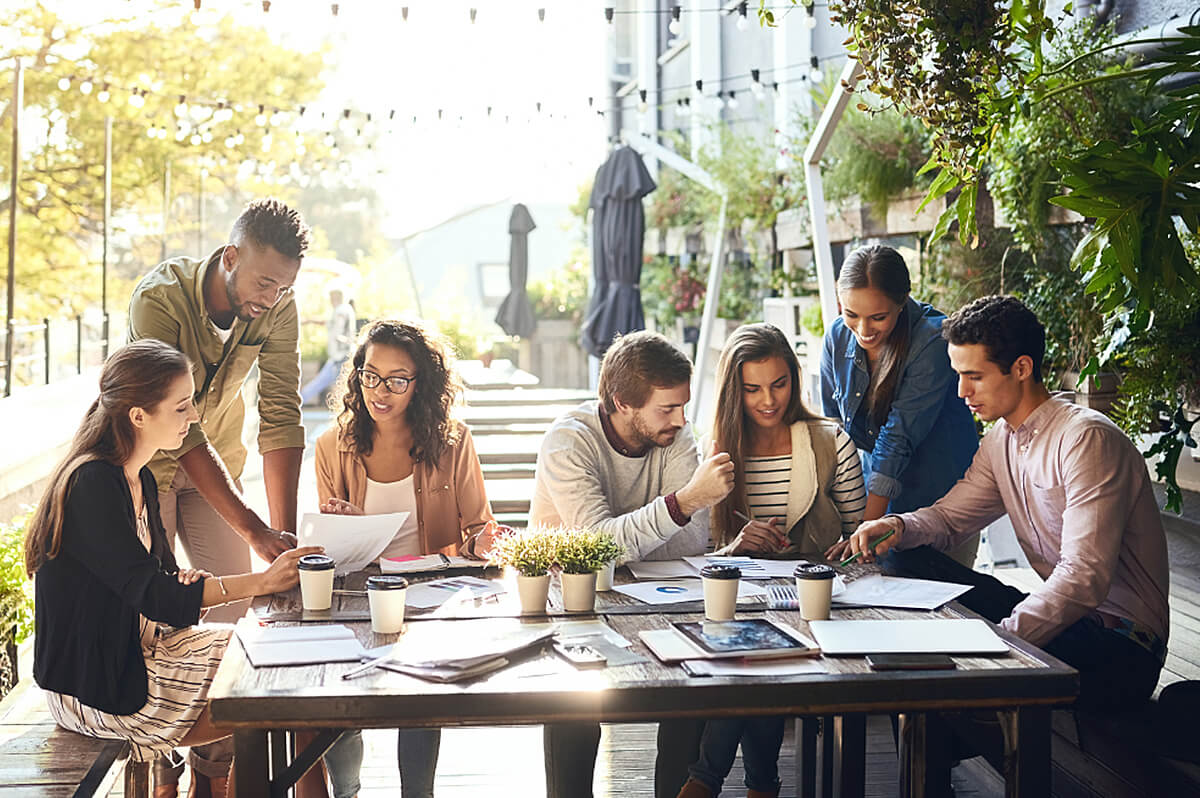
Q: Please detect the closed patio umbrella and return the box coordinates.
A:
[495,203,538,338]
[580,146,656,358]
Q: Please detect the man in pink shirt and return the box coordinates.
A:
[847,295,1169,795]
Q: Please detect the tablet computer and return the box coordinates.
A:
[670,618,819,659]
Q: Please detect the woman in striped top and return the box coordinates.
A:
[676,324,865,798]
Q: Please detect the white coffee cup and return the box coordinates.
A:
[700,564,741,621]
[794,563,836,621]
[367,575,408,634]
[297,554,336,611]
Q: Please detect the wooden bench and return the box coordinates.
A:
[0,679,148,797]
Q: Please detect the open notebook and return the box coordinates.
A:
[235,619,365,667]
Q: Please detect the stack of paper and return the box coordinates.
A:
[404,575,506,609]
[236,619,365,667]
[297,512,410,575]
[832,575,971,610]
[359,618,556,682]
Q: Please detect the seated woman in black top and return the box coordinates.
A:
[25,339,321,796]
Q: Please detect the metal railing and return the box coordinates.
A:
[0,312,125,397]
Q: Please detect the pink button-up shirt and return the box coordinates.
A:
[897,396,1170,648]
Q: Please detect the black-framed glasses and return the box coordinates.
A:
[358,369,414,395]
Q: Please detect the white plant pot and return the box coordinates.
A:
[560,571,598,612]
[516,573,551,614]
[595,561,616,592]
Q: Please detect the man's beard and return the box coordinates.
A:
[630,412,680,449]
[225,270,256,322]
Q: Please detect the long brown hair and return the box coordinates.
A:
[710,324,820,546]
[837,245,912,428]
[24,340,192,575]
[335,319,463,463]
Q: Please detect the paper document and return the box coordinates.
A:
[378,553,488,574]
[613,580,766,606]
[521,619,632,648]
[298,511,409,575]
[684,555,804,579]
[235,619,365,667]
[404,575,506,609]
[832,575,971,610]
[366,618,555,669]
[626,560,698,580]
[808,618,1009,655]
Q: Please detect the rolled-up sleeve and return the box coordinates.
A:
[869,332,957,498]
[256,297,305,453]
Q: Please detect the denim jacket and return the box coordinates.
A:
[820,298,978,514]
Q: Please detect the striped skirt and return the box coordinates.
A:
[45,623,231,762]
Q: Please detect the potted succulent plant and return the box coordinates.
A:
[553,528,624,612]
[488,526,557,614]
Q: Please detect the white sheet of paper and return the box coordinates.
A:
[684,555,803,579]
[521,619,632,648]
[626,560,698,580]
[298,511,410,575]
[808,618,1009,655]
[613,580,766,605]
[235,619,365,667]
[832,575,972,610]
[683,658,828,677]
[404,575,506,609]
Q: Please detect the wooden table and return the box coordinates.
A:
[210,567,1078,798]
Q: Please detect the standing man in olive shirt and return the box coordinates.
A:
[127,198,310,794]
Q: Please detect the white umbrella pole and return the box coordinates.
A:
[691,192,728,428]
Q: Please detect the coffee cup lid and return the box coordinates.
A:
[793,563,836,580]
[700,564,741,580]
[367,575,409,591]
[297,554,335,571]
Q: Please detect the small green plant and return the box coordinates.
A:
[552,528,624,575]
[487,526,557,577]
[0,512,34,645]
[527,255,590,324]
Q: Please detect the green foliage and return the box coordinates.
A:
[800,302,825,339]
[640,254,704,329]
[822,101,933,212]
[487,526,557,577]
[429,311,489,361]
[527,254,589,325]
[696,127,803,232]
[646,167,706,231]
[552,528,624,575]
[989,20,1152,252]
[0,513,34,645]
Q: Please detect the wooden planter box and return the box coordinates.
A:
[523,319,589,389]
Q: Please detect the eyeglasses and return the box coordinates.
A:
[358,369,414,395]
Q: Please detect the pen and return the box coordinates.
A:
[839,529,896,567]
[733,510,754,524]
[342,652,393,680]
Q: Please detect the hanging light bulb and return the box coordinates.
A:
[146,125,157,139]
[324,133,336,147]
[201,130,213,143]
[727,90,739,109]
[79,79,93,95]
[261,133,272,153]
[174,96,188,117]
[255,105,267,126]
[57,76,71,91]
[638,89,648,114]
[736,2,749,32]
[235,131,245,145]
[97,84,110,103]
[225,135,236,149]
[604,7,614,24]
[810,55,823,83]
[537,8,545,22]
[469,7,477,23]
[668,6,681,35]
[128,90,145,109]
[401,7,409,21]
[190,132,202,146]
[751,69,765,98]
[805,3,817,29]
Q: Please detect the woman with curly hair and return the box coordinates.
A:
[313,319,496,798]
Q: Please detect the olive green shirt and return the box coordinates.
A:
[127,247,305,491]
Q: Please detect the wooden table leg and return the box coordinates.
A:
[834,714,866,798]
[897,713,927,798]
[796,717,819,798]
[233,729,270,797]
[999,706,1050,798]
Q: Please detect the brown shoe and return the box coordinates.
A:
[676,779,714,798]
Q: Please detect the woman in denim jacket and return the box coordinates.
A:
[820,245,980,565]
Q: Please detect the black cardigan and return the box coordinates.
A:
[33,460,205,715]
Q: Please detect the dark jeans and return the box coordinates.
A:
[688,716,785,794]
[883,546,1164,797]
[544,720,705,798]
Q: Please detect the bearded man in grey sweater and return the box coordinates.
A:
[531,331,735,798]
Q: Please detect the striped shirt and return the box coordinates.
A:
[745,430,866,536]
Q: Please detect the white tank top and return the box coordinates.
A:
[363,474,421,558]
